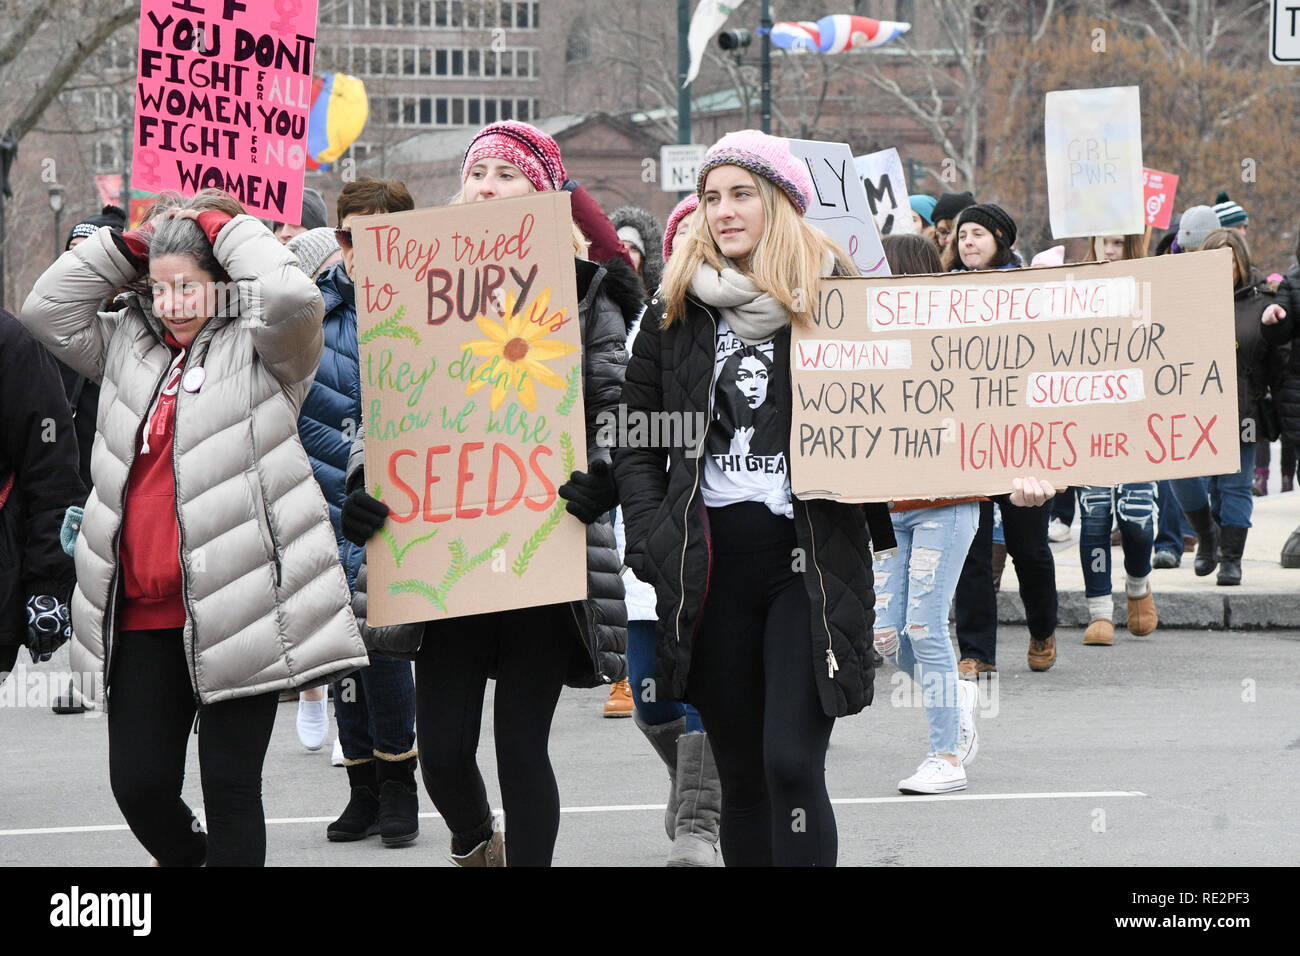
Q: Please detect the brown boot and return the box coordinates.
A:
[1126,589,1158,636]
[1027,634,1057,671]
[1083,619,1114,646]
[603,678,634,718]
[958,657,997,680]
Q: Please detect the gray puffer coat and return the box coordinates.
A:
[19,216,369,706]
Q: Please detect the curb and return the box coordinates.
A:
[997,590,1300,631]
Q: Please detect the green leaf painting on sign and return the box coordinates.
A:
[555,364,581,417]
[359,305,421,346]
[390,532,511,612]
[513,431,576,578]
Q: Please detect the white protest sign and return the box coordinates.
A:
[852,147,916,236]
[1044,86,1144,239]
[788,138,890,276]
[661,144,708,193]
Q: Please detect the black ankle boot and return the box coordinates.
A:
[1216,526,1247,586]
[1183,507,1220,577]
[375,756,419,847]
[326,761,379,842]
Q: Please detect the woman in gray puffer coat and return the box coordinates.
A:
[20,188,368,866]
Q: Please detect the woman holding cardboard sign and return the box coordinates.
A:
[341,121,637,867]
[614,132,1056,865]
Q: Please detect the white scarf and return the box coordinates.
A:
[688,261,791,346]
[688,253,836,345]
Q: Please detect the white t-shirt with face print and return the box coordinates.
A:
[700,319,792,518]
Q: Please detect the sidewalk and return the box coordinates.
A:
[998,491,1300,629]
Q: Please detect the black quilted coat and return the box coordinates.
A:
[0,311,85,650]
[1264,264,1300,441]
[613,294,892,718]
[349,257,637,688]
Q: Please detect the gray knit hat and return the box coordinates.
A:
[287,227,341,277]
[300,187,329,230]
[1176,205,1221,252]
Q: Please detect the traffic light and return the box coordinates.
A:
[718,29,752,50]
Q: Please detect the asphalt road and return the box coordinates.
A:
[2,624,1298,867]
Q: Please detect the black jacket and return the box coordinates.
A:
[613,294,893,718]
[1231,269,1287,436]
[1263,265,1300,441]
[352,258,637,688]
[0,310,85,646]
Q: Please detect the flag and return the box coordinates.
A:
[815,15,910,54]
[769,21,821,52]
[686,0,749,86]
[305,72,369,171]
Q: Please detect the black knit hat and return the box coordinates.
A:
[954,202,1017,247]
[932,191,975,224]
[65,204,126,249]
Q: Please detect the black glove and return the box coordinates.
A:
[341,489,390,546]
[26,594,71,663]
[558,459,618,524]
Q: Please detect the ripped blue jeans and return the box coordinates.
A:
[1077,483,1157,598]
[873,502,979,757]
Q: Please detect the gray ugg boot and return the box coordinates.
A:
[667,731,721,867]
[634,712,685,839]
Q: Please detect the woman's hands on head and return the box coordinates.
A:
[1009,476,1056,508]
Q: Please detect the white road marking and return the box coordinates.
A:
[0,790,1146,837]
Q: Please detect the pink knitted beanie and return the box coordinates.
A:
[695,130,813,215]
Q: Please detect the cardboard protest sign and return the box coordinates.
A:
[788,138,890,276]
[1045,86,1145,239]
[354,192,589,626]
[852,147,916,236]
[1142,167,1179,230]
[789,250,1240,501]
[132,0,318,223]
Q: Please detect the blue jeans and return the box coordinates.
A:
[1078,483,1156,597]
[873,502,979,756]
[333,656,417,762]
[627,620,703,730]
[1170,442,1256,530]
[1154,480,1191,554]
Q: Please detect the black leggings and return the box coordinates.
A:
[107,629,278,867]
[414,603,573,867]
[686,503,837,867]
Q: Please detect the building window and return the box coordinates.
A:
[566,22,590,63]
[436,49,448,75]
[468,98,481,125]
[369,46,382,74]
[485,99,497,123]
[517,98,529,121]
[499,50,513,77]
[419,97,432,124]
[419,48,432,75]
[500,99,512,120]
[468,49,480,76]
[531,2,539,28]
[385,47,400,74]
[368,1,384,26]
[435,0,448,26]
[402,48,416,74]
[403,98,416,124]
[436,97,448,124]
[387,97,400,123]
[451,49,464,75]
[451,98,464,125]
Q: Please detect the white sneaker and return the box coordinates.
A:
[899,755,967,794]
[331,737,344,767]
[296,698,328,751]
[957,679,979,766]
[1048,517,1072,542]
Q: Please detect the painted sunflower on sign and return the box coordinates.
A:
[461,286,578,411]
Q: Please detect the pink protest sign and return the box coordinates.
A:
[1142,167,1179,230]
[132,0,319,224]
